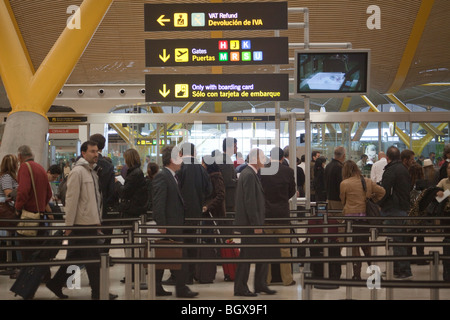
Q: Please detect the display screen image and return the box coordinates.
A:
[295,50,370,96]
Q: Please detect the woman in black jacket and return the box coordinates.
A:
[146,162,160,212]
[313,156,327,202]
[115,149,148,218]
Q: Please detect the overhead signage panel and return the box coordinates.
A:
[144,2,288,31]
[48,117,88,123]
[227,116,276,122]
[145,74,289,102]
[145,37,288,67]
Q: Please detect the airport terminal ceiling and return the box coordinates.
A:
[0,0,450,114]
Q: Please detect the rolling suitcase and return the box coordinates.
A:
[10,231,64,299]
[307,217,341,279]
[195,243,217,283]
[10,263,49,300]
[220,239,239,281]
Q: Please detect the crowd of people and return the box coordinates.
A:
[1,135,449,299]
[300,143,450,280]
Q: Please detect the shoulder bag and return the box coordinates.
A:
[0,200,17,228]
[360,176,381,217]
[16,163,42,237]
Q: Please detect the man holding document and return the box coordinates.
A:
[437,164,450,281]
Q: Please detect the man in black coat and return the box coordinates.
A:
[234,148,276,297]
[152,146,198,298]
[324,146,346,212]
[379,145,412,279]
[89,134,116,253]
[217,137,238,212]
[260,147,296,286]
[176,142,212,283]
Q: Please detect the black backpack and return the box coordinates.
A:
[57,176,68,206]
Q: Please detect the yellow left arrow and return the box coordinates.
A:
[159,49,170,63]
[159,84,170,97]
[157,15,171,26]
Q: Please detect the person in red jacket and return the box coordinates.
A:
[15,145,52,261]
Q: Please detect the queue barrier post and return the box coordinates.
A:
[345,220,353,300]
[430,250,440,300]
[133,220,141,300]
[370,227,378,301]
[100,253,110,300]
[385,237,394,300]
[147,239,156,300]
[125,229,133,300]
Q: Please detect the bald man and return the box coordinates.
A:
[370,151,387,184]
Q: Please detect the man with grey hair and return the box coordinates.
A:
[324,146,346,211]
[15,145,53,260]
[234,148,276,297]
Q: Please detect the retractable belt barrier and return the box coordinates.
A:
[2,211,450,300]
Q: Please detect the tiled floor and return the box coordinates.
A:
[1,236,449,301]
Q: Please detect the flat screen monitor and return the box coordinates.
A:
[294,49,370,97]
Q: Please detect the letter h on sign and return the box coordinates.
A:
[218,41,228,50]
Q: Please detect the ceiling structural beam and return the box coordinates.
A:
[386,93,444,136]
[387,0,435,94]
[361,95,411,148]
[413,123,448,156]
[0,0,113,118]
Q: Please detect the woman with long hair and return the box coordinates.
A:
[0,154,19,202]
[115,149,148,218]
[313,156,327,202]
[340,160,385,280]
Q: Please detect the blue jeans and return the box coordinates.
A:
[381,208,412,276]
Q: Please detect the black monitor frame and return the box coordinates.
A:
[294,49,371,98]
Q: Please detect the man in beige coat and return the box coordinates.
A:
[46,141,117,300]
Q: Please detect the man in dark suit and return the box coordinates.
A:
[324,146,346,212]
[234,148,276,297]
[260,147,296,286]
[152,146,198,298]
[89,134,116,253]
[217,137,238,213]
[176,142,212,283]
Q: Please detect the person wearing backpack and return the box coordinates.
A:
[89,134,116,253]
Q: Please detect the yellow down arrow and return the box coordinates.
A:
[157,15,170,26]
[159,84,170,97]
[159,49,170,63]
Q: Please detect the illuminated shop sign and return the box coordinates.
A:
[145,37,288,67]
[144,2,288,31]
[145,74,289,102]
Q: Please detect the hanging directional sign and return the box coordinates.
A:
[145,74,289,102]
[144,2,288,31]
[145,37,288,67]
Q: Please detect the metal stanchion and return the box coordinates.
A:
[100,253,110,300]
[125,230,133,300]
[314,212,339,290]
[139,215,148,291]
[345,220,353,299]
[385,237,394,300]
[430,250,440,300]
[300,270,311,300]
[147,239,156,300]
[370,227,378,300]
[133,220,141,300]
